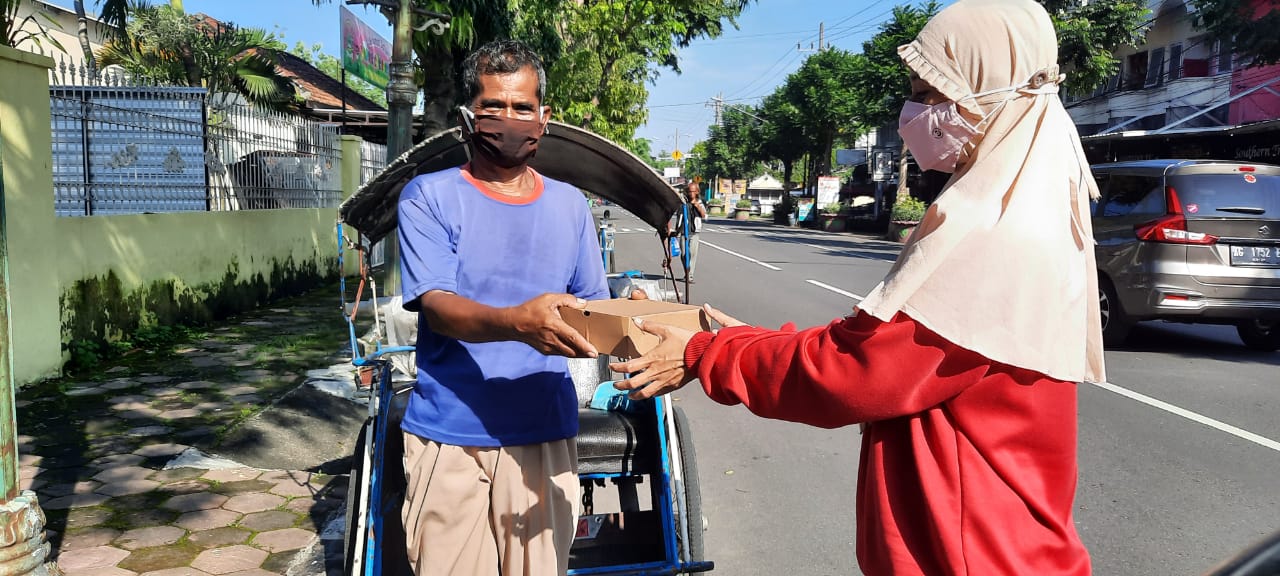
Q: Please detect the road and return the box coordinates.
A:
[598,208,1280,576]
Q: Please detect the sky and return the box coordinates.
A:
[55,0,939,155]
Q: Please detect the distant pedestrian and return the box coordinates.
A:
[612,0,1104,574]
[670,181,707,282]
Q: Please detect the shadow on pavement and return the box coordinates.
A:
[1113,323,1280,367]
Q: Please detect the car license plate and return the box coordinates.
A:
[574,515,605,540]
[1230,245,1280,267]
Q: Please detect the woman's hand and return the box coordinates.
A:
[610,319,699,400]
[703,303,746,330]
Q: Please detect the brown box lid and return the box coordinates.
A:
[561,299,710,359]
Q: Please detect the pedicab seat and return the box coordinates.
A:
[576,409,658,476]
[569,357,657,476]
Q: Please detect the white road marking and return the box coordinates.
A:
[1088,380,1280,453]
[805,279,865,301]
[700,240,782,271]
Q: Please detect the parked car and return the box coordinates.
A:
[1090,160,1280,350]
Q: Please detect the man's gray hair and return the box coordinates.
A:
[462,40,547,104]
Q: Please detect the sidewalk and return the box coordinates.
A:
[15,286,361,576]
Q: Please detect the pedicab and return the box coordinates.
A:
[335,121,713,575]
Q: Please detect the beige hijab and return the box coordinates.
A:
[857,0,1106,384]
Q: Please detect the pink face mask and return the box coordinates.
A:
[897,100,978,174]
[897,82,1030,173]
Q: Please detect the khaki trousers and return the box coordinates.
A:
[401,432,579,575]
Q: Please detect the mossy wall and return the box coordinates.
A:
[56,209,340,353]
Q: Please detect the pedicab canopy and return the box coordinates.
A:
[339,122,685,244]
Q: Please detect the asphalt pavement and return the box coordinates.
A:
[599,208,1280,576]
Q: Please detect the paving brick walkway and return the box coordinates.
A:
[16,290,358,576]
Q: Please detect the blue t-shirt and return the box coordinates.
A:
[397,166,608,447]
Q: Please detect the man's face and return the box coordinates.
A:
[469,65,551,127]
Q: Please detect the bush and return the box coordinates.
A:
[891,196,927,222]
[735,199,754,209]
[707,197,725,206]
[820,202,844,215]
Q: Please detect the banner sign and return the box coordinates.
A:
[341,6,391,90]
[817,176,840,207]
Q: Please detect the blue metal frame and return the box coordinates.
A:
[565,397,712,576]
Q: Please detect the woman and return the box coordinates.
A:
[611,0,1104,574]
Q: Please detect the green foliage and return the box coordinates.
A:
[98,5,296,107]
[707,197,725,206]
[703,106,762,181]
[735,198,754,209]
[546,0,752,142]
[820,202,844,215]
[2,0,67,52]
[783,48,867,181]
[852,2,940,130]
[1193,0,1280,67]
[891,196,927,222]
[1042,1,1150,96]
[290,41,387,107]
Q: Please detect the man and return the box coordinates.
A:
[670,181,707,282]
[396,40,608,575]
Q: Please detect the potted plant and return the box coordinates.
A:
[888,196,927,243]
[733,198,753,221]
[707,197,726,216]
[817,202,848,232]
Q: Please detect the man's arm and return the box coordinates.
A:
[419,291,598,358]
[691,199,707,219]
[397,180,596,358]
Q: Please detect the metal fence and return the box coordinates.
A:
[360,140,387,185]
[49,63,343,216]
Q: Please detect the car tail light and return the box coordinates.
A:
[1238,166,1256,172]
[1134,186,1219,245]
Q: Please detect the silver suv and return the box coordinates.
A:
[1091,160,1280,350]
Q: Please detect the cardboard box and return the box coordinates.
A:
[562,299,711,359]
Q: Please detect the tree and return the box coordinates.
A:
[290,41,387,107]
[546,0,752,142]
[1193,0,1280,67]
[782,48,865,190]
[1040,1,1150,96]
[756,88,808,193]
[98,5,297,107]
[74,1,95,68]
[703,105,761,183]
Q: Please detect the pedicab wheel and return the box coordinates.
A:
[344,418,371,574]
[673,407,705,564]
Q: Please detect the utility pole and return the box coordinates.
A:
[797,22,826,52]
[707,93,724,126]
[386,0,416,160]
[350,0,448,295]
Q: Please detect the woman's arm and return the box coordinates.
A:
[686,312,991,428]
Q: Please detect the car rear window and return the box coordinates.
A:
[1168,173,1280,217]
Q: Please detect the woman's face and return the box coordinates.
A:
[909,73,947,105]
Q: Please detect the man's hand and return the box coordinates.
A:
[507,294,598,358]
[610,319,699,400]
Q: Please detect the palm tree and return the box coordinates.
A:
[74,0,186,68]
[98,4,296,107]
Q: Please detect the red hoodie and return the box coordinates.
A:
[683,311,1090,576]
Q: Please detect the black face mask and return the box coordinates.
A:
[461,111,544,169]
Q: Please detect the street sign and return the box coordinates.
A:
[663,167,681,179]
[672,149,683,161]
